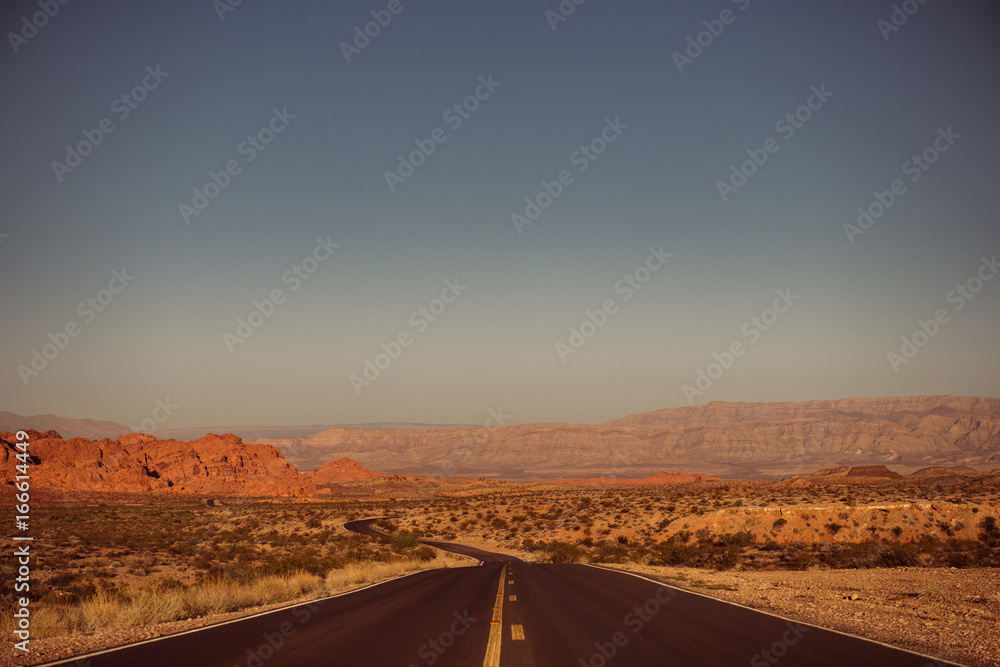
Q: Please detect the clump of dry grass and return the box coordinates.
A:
[28,572,326,639]
[324,558,454,592]
[26,560,455,640]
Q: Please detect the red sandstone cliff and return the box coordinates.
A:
[0,430,314,496]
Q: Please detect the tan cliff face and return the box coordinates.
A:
[259,395,1000,478]
[1,430,315,496]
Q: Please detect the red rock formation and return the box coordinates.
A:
[306,457,384,484]
[0,430,314,496]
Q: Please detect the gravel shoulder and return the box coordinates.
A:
[600,564,1000,667]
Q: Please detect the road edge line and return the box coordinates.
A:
[583,564,967,667]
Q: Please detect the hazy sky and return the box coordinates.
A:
[2,0,999,430]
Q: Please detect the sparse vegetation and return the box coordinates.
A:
[4,472,999,645]
[0,496,462,642]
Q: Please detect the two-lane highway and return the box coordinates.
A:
[46,521,962,667]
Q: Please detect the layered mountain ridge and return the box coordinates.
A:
[258,395,1000,479]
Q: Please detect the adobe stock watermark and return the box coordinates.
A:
[716,84,833,203]
[7,0,73,55]
[511,116,628,234]
[544,0,592,31]
[223,236,339,352]
[17,268,135,386]
[132,397,180,433]
[578,585,677,666]
[406,609,477,666]
[350,278,467,394]
[887,254,997,373]
[681,288,799,404]
[233,600,324,667]
[213,0,247,22]
[750,621,810,666]
[672,0,752,73]
[340,0,417,63]
[179,106,296,224]
[843,126,959,244]
[383,75,501,192]
[52,65,169,182]
[555,245,671,363]
[877,0,931,41]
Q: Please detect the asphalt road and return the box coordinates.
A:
[46,521,960,667]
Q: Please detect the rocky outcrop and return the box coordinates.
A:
[306,457,385,484]
[0,430,314,496]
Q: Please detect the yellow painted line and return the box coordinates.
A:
[511,624,525,640]
[482,564,506,667]
[508,594,517,601]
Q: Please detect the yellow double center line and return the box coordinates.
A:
[482,563,507,667]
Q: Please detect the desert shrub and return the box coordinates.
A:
[772,518,787,530]
[979,516,999,546]
[875,543,919,567]
[413,546,437,561]
[375,519,398,532]
[591,541,634,564]
[546,541,589,563]
[717,531,754,547]
[389,530,419,550]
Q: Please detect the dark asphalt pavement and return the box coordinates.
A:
[44,520,959,667]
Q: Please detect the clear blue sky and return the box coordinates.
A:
[2,0,998,429]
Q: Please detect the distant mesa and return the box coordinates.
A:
[541,471,722,486]
[808,465,904,482]
[149,422,471,442]
[0,412,130,441]
[256,395,1000,479]
[908,465,978,478]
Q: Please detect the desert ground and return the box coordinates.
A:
[3,471,999,666]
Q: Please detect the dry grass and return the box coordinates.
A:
[324,557,460,592]
[21,558,464,640]
[29,571,324,638]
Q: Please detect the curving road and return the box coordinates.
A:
[344,517,520,564]
[44,521,962,667]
